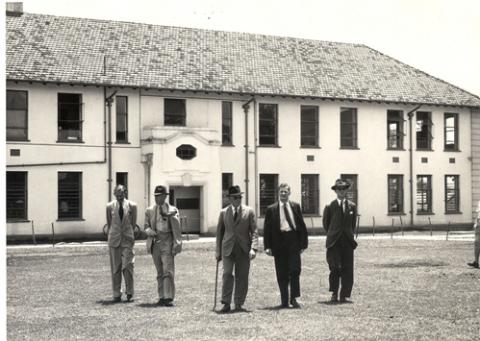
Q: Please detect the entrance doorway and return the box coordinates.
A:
[169,186,201,233]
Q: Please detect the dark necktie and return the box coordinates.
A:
[233,208,238,221]
[283,204,295,230]
[119,203,124,221]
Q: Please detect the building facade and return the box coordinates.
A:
[6,8,480,239]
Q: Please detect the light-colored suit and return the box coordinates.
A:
[106,199,137,298]
[144,203,182,300]
[216,204,258,306]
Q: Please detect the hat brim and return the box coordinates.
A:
[154,192,169,196]
[331,185,350,190]
[227,192,244,197]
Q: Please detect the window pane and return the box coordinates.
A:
[341,174,358,206]
[222,173,233,208]
[444,113,458,150]
[6,171,27,220]
[416,175,432,213]
[388,175,403,213]
[416,111,432,149]
[116,96,128,142]
[259,174,278,215]
[58,172,82,219]
[387,110,404,149]
[7,91,28,141]
[301,174,319,214]
[445,175,459,212]
[259,104,277,146]
[58,93,82,141]
[165,99,186,126]
[340,108,357,147]
[222,101,233,145]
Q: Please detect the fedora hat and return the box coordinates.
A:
[331,179,350,190]
[227,185,244,197]
[154,185,169,196]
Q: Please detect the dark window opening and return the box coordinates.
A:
[58,93,83,142]
[387,110,404,150]
[165,98,186,126]
[259,104,278,146]
[340,107,357,148]
[259,174,278,216]
[416,175,432,213]
[116,96,128,142]
[58,172,82,219]
[6,171,27,221]
[7,90,28,141]
[222,173,233,208]
[301,174,319,215]
[222,101,233,145]
[301,105,319,147]
[388,175,404,214]
[416,111,433,150]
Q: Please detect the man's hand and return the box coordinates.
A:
[215,254,222,262]
[300,248,305,254]
[265,249,273,256]
[249,249,256,260]
[145,228,156,237]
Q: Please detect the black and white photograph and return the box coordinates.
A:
[3,0,480,339]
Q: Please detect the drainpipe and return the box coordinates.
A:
[253,98,259,215]
[144,153,153,206]
[242,97,255,205]
[407,104,422,227]
[105,89,117,202]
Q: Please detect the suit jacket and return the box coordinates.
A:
[216,204,259,259]
[106,199,137,248]
[322,199,358,249]
[263,201,308,256]
[144,203,182,255]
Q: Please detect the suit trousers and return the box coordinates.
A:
[221,242,251,306]
[109,245,135,298]
[152,232,175,300]
[326,234,354,298]
[273,231,301,305]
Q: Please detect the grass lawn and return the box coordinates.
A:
[6,237,480,341]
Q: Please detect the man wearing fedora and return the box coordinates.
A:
[106,184,138,302]
[264,183,308,308]
[216,185,259,313]
[322,179,358,303]
[144,185,182,306]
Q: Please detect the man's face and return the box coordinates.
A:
[279,187,291,203]
[229,195,242,208]
[114,187,125,201]
[155,194,167,205]
[335,187,348,200]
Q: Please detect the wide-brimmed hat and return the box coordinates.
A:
[331,179,350,190]
[154,185,169,196]
[227,185,244,197]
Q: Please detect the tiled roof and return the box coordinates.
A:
[6,12,480,107]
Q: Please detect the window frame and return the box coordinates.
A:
[7,90,29,141]
[57,93,84,143]
[222,173,233,208]
[115,96,129,143]
[387,174,404,214]
[300,105,319,147]
[6,171,28,221]
[58,171,83,220]
[416,175,433,214]
[340,107,358,149]
[340,174,358,208]
[164,98,186,127]
[259,103,278,146]
[301,174,319,215]
[387,110,404,150]
[259,174,278,216]
[445,175,460,213]
[444,113,459,151]
[416,111,433,150]
[222,101,233,145]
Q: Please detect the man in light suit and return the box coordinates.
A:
[106,184,137,302]
[144,185,182,307]
[322,179,358,303]
[264,183,308,308]
[467,199,480,269]
[216,185,259,313]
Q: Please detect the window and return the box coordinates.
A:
[116,96,128,143]
[387,110,404,150]
[259,104,278,146]
[445,175,460,213]
[444,113,458,151]
[417,175,432,214]
[7,90,28,141]
[222,173,233,208]
[58,172,82,220]
[176,144,197,160]
[116,172,128,198]
[340,107,357,148]
[388,175,404,214]
[222,101,233,145]
[58,93,83,142]
[301,105,319,147]
[6,171,27,221]
[259,174,278,216]
[301,174,319,215]
[341,174,358,207]
[416,111,433,150]
[164,98,186,126]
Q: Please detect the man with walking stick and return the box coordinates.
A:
[215,185,258,313]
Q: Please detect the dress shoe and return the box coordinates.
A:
[219,303,231,313]
[467,261,479,268]
[157,298,165,306]
[126,294,133,302]
[330,293,338,303]
[234,304,246,312]
[290,298,301,309]
[339,296,349,303]
[112,296,122,303]
[163,299,174,307]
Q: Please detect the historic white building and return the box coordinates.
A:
[5,5,480,239]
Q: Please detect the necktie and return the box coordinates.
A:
[233,208,238,221]
[283,203,295,230]
[119,203,124,221]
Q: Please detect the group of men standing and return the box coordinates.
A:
[104,178,359,310]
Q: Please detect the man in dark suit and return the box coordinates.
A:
[216,185,259,313]
[264,183,308,308]
[322,179,358,303]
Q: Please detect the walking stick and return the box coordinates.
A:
[213,260,220,311]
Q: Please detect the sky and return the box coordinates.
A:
[9,0,480,97]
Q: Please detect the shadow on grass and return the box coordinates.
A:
[213,308,252,314]
[258,305,290,311]
[318,300,353,305]
[96,299,124,306]
[137,302,161,308]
